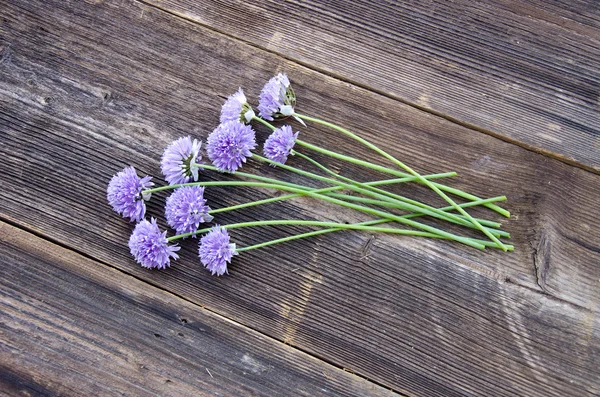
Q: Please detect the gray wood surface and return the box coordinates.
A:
[0,221,395,397]
[141,0,600,172]
[1,0,599,396]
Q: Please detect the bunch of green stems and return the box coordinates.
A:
[144,115,511,252]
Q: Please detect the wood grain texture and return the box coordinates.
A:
[1,0,599,395]
[0,221,396,397]
[141,0,600,172]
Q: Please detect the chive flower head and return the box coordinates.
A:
[220,88,255,124]
[207,121,257,173]
[165,186,213,236]
[128,218,180,269]
[161,136,203,185]
[258,73,296,121]
[198,225,237,276]
[107,166,154,222]
[263,125,299,165]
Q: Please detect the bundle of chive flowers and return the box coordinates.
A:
[107,73,512,276]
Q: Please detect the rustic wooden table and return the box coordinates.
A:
[1,1,599,396]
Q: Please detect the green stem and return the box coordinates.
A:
[326,194,509,237]
[201,172,505,232]
[239,228,513,252]
[253,154,504,242]
[203,163,484,231]
[199,164,457,216]
[142,181,292,195]
[252,116,496,227]
[169,219,430,241]
[150,180,488,249]
[253,115,276,130]
[294,113,508,251]
[181,166,470,233]
[253,114,509,246]
[206,178,507,236]
[293,150,505,232]
[166,219,513,251]
[253,114,508,219]
[293,129,509,219]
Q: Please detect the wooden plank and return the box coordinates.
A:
[1,0,599,395]
[140,0,600,172]
[493,0,600,33]
[1,0,599,307]
[0,221,396,397]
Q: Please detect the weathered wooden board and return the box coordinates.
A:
[1,0,599,395]
[493,0,600,32]
[140,0,600,172]
[0,221,396,397]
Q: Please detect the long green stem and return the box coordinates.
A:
[152,180,487,249]
[254,114,508,229]
[296,138,509,212]
[159,164,508,238]
[203,161,507,236]
[200,170,505,231]
[326,194,509,237]
[206,178,507,235]
[253,115,276,130]
[204,162,475,230]
[293,150,506,232]
[294,113,508,251]
[199,164,456,214]
[169,219,431,241]
[166,219,513,251]
[239,228,513,252]
[253,154,504,241]
[293,125,509,219]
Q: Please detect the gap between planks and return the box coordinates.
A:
[0,214,404,395]
[136,0,600,177]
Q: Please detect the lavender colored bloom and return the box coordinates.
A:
[263,125,299,165]
[207,121,257,173]
[128,218,180,269]
[258,73,296,121]
[161,136,203,185]
[165,186,214,236]
[198,225,237,276]
[220,88,255,124]
[107,166,154,222]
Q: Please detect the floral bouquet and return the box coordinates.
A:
[107,73,512,276]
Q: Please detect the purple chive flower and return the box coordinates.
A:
[263,125,299,165]
[207,121,257,173]
[198,225,237,276]
[128,218,180,269]
[258,73,296,121]
[165,186,214,236]
[220,88,255,124]
[161,136,203,185]
[107,166,154,222]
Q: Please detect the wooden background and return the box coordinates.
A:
[1,0,599,395]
